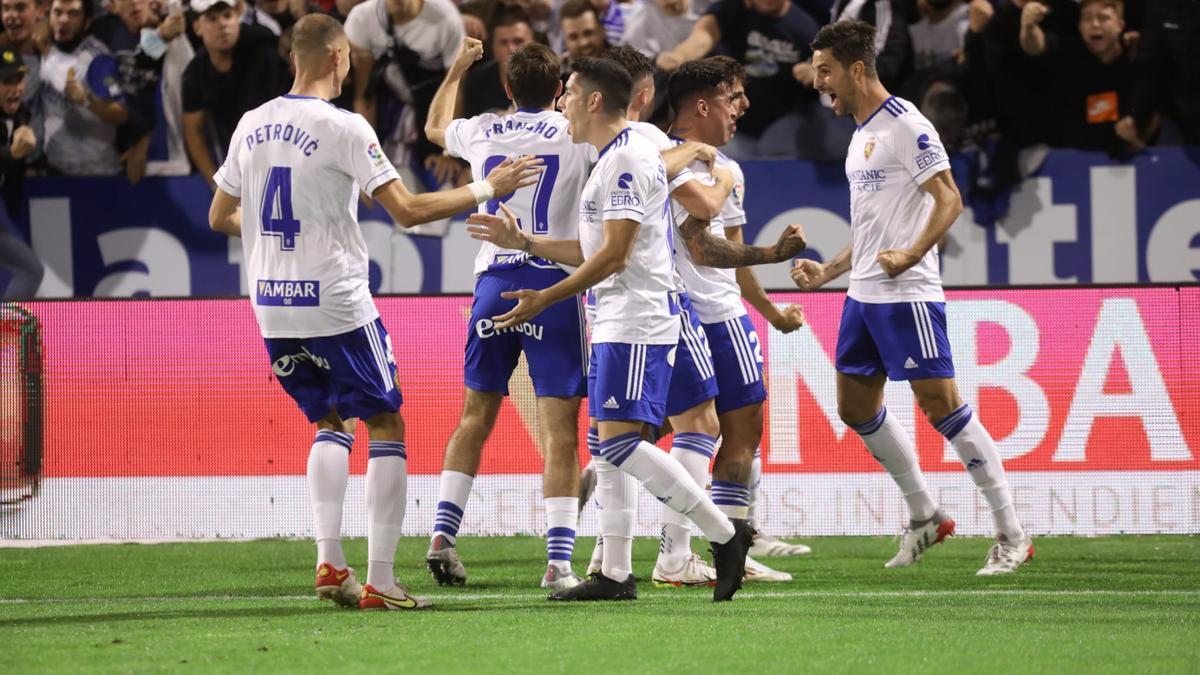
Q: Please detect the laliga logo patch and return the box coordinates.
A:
[917,133,931,151]
[864,136,876,160]
[367,142,384,162]
[732,182,745,206]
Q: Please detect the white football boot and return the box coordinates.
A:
[742,555,792,582]
[885,512,956,568]
[976,535,1035,576]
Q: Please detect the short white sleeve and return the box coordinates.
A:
[667,166,695,193]
[213,119,245,197]
[344,0,389,56]
[443,114,488,164]
[345,114,401,195]
[719,159,747,228]
[601,152,651,222]
[889,112,951,186]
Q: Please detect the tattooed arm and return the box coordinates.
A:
[677,214,806,268]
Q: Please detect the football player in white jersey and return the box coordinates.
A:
[791,20,1033,575]
[420,39,596,591]
[467,57,752,601]
[658,56,812,584]
[207,15,543,611]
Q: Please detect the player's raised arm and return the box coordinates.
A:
[425,37,484,149]
[466,203,585,267]
[677,213,805,268]
[372,155,544,227]
[490,218,640,330]
[723,225,804,333]
[876,169,963,279]
[791,245,852,290]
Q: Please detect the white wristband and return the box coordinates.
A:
[468,180,494,204]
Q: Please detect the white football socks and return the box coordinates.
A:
[851,407,939,523]
[431,470,474,547]
[659,433,715,569]
[366,440,408,590]
[594,458,636,581]
[308,430,352,569]
[935,404,1025,541]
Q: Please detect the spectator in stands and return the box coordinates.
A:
[558,0,607,64]
[90,0,189,181]
[657,0,821,159]
[909,0,969,70]
[462,6,534,116]
[182,0,289,189]
[1020,0,1138,154]
[823,0,912,88]
[345,0,463,164]
[622,0,710,59]
[245,0,306,37]
[1,0,46,106]
[39,0,127,175]
[1130,0,1199,146]
[585,0,633,44]
[141,0,195,176]
[0,48,42,300]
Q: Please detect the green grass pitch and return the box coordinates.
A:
[2,536,1197,673]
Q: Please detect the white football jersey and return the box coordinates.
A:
[445,108,595,275]
[844,96,951,303]
[580,127,679,345]
[668,147,747,324]
[214,95,400,339]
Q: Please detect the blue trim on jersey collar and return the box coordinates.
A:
[857,95,898,130]
[282,94,319,100]
[598,127,629,159]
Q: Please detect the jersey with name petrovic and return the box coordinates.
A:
[445,108,595,276]
[214,95,400,339]
[845,96,951,303]
[580,127,678,345]
[669,146,747,324]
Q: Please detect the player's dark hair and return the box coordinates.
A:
[707,55,745,85]
[507,43,561,109]
[810,19,878,78]
[51,0,93,19]
[605,45,654,85]
[570,56,632,115]
[667,57,735,113]
[558,0,596,22]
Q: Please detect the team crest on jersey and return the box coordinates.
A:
[864,136,876,160]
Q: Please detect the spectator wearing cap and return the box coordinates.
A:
[89,0,190,180]
[181,0,290,189]
[622,0,711,60]
[1021,0,1138,154]
[38,0,127,175]
[0,0,46,105]
[463,7,536,117]
[0,47,42,299]
[344,0,464,164]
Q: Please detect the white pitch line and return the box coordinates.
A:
[1,590,1198,605]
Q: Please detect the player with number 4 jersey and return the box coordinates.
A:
[207,16,542,611]
[422,40,595,592]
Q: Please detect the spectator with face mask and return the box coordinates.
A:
[1,0,46,106]
[1021,0,1138,154]
[181,0,290,189]
[0,48,42,300]
[38,0,127,175]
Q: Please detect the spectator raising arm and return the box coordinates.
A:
[63,66,127,125]
[350,44,377,130]
[1018,1,1049,56]
[425,37,484,149]
[656,14,719,72]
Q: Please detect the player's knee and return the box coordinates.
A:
[838,401,879,428]
[915,391,958,425]
[364,410,405,441]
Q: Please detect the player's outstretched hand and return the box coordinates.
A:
[773,224,807,260]
[494,288,546,329]
[485,155,545,198]
[790,258,825,290]
[876,248,920,278]
[466,203,526,250]
[771,304,805,333]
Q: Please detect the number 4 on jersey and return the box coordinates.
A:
[261,165,301,250]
